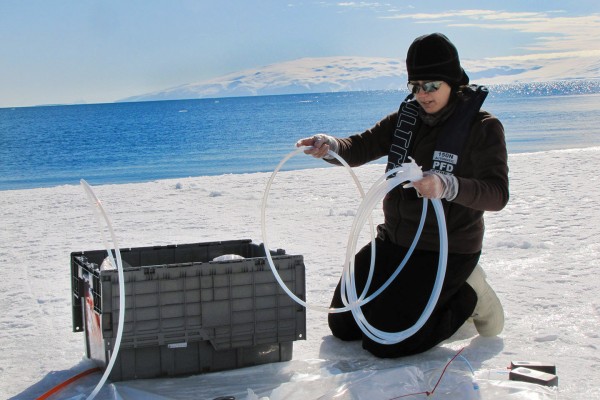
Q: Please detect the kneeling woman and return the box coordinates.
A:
[297,33,509,357]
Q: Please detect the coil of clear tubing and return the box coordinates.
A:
[261,147,448,345]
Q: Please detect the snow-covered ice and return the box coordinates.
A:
[1,147,599,399]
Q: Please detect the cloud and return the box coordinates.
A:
[337,2,385,8]
[487,49,600,61]
[382,9,600,54]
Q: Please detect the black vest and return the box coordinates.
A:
[386,85,488,177]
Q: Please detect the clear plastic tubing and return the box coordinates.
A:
[81,179,126,400]
[261,147,448,344]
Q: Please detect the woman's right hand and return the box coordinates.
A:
[296,134,337,159]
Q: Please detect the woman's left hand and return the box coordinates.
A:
[411,173,444,199]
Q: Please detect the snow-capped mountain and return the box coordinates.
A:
[121,53,600,102]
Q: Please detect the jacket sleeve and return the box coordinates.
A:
[453,114,509,211]
[329,112,398,167]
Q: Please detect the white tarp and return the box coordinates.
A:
[29,358,558,400]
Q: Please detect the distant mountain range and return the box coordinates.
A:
[120,53,600,102]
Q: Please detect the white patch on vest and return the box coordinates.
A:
[432,151,458,174]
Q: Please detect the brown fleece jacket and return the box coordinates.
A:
[330,106,509,254]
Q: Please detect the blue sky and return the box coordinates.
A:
[1,0,599,108]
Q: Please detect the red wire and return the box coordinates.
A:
[389,347,466,399]
[35,367,101,400]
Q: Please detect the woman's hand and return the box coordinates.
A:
[411,173,444,198]
[296,134,337,159]
[410,171,458,200]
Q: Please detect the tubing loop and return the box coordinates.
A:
[81,180,126,400]
[261,147,376,312]
[260,147,448,344]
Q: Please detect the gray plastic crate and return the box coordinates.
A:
[70,239,306,381]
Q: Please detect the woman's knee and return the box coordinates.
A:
[328,312,362,341]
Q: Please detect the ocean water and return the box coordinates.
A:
[1,82,600,191]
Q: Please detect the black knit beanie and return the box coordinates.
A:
[406,33,469,86]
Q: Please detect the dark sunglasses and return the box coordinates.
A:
[407,81,443,94]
